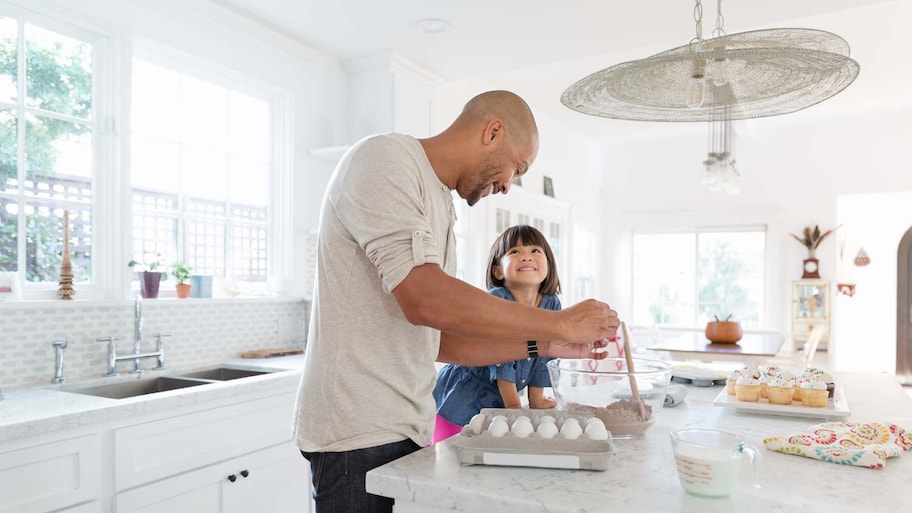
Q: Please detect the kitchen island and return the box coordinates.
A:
[367,372,912,512]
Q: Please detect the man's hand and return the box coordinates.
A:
[557,300,620,343]
[541,338,610,359]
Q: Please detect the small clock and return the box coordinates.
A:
[802,258,820,278]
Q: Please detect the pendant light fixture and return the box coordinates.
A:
[560,0,860,122]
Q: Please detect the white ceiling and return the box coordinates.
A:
[211,0,903,139]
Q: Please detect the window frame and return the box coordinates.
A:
[0,1,119,300]
[128,39,294,298]
[626,210,784,332]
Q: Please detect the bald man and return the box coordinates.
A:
[295,90,619,513]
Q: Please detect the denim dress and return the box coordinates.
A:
[433,287,560,426]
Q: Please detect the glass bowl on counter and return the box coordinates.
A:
[547,357,673,439]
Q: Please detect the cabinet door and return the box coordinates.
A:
[58,501,102,513]
[116,459,234,513]
[0,434,101,513]
[224,443,312,513]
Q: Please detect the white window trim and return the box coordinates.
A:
[128,38,295,298]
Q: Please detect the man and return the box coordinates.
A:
[295,90,619,513]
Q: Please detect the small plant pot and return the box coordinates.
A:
[139,272,162,299]
[176,283,191,299]
[705,321,743,344]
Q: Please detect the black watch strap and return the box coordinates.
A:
[526,340,539,358]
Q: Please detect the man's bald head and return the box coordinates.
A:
[457,90,539,152]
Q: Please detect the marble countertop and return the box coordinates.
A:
[0,355,306,443]
[367,372,912,513]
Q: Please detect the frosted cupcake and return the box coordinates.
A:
[726,370,740,395]
[803,368,836,398]
[800,380,829,407]
[766,377,794,405]
[735,375,762,402]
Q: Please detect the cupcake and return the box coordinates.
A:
[766,377,794,405]
[800,380,829,407]
[803,368,836,398]
[735,375,762,402]
[726,370,740,395]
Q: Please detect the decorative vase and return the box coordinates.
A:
[139,271,162,299]
[176,283,191,299]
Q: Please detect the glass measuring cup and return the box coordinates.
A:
[669,428,762,498]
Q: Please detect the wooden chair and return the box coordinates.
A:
[801,325,828,369]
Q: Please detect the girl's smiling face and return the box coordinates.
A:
[493,240,549,289]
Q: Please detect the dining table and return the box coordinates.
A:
[366,371,912,512]
[646,331,786,364]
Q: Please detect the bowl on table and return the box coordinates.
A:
[547,357,672,439]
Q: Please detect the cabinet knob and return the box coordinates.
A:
[240,469,249,478]
[227,474,237,482]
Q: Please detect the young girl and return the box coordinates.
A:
[432,224,561,443]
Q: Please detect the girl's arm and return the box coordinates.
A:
[527,386,557,409]
[496,379,523,408]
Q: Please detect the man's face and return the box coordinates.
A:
[463,139,535,207]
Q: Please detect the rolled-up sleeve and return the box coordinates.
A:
[333,138,442,293]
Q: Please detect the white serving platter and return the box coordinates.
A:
[712,387,851,420]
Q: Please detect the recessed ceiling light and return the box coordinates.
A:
[416,18,450,35]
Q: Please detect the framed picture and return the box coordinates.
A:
[543,176,554,197]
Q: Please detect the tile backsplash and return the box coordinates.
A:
[0,297,309,390]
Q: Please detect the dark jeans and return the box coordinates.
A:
[301,439,421,513]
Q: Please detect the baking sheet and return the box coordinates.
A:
[712,387,851,419]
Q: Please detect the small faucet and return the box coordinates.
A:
[97,296,169,376]
[52,339,68,384]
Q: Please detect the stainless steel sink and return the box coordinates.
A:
[178,367,273,381]
[67,376,207,399]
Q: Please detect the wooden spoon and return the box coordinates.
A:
[621,321,648,421]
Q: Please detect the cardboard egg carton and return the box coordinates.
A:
[450,408,616,471]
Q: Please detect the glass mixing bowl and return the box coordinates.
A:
[547,357,672,439]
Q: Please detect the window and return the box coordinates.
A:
[0,14,96,287]
[130,57,275,291]
[631,227,766,328]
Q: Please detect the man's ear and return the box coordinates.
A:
[482,119,504,145]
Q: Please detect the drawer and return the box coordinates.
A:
[114,392,296,490]
[0,434,102,513]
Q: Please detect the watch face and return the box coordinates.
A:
[805,261,818,272]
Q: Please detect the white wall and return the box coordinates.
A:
[832,192,912,375]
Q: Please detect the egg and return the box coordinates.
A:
[488,418,509,437]
[491,414,508,425]
[585,422,610,440]
[510,420,534,438]
[513,415,532,426]
[536,415,556,426]
[559,417,580,428]
[536,420,558,439]
[467,413,486,435]
[560,421,583,440]
[584,417,606,430]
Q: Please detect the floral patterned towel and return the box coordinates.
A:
[763,422,912,469]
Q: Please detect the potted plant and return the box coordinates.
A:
[128,255,167,299]
[171,262,193,299]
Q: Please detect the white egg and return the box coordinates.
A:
[491,414,508,425]
[536,415,556,426]
[488,418,509,437]
[536,420,559,439]
[585,422,610,440]
[513,415,532,426]
[559,417,580,428]
[584,417,606,430]
[510,421,534,438]
[467,413,486,435]
[560,421,583,440]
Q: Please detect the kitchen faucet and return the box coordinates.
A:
[52,339,68,384]
[97,295,169,376]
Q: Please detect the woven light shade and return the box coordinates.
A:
[561,28,860,122]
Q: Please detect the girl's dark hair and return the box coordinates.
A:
[486,224,561,295]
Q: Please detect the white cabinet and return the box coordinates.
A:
[0,434,101,513]
[792,279,830,347]
[116,442,311,513]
